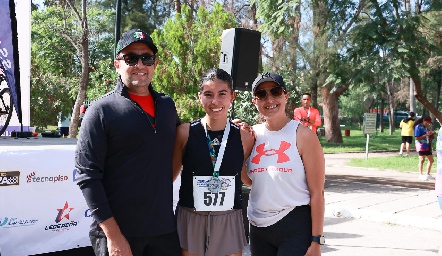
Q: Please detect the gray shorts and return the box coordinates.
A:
[176,206,247,256]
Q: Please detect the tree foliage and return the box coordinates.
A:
[31,2,114,131]
[151,3,237,122]
[29,0,442,135]
[343,0,442,124]
[254,0,368,143]
[31,5,78,129]
[98,0,173,33]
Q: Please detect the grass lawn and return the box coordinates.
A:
[319,128,438,173]
[319,129,405,153]
[348,155,436,173]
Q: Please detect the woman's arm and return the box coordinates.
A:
[240,128,255,186]
[172,123,189,182]
[297,125,325,256]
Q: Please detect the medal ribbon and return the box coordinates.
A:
[201,118,230,178]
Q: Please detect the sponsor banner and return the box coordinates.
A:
[0,171,20,186]
[0,146,92,256]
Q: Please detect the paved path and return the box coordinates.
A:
[244,152,442,255]
[325,152,441,230]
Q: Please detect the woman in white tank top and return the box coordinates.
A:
[244,72,325,256]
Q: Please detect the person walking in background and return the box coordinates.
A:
[399,111,415,156]
[244,72,325,256]
[293,93,322,134]
[172,68,255,256]
[414,115,435,181]
[75,28,181,256]
[57,113,70,137]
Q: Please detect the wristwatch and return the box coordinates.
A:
[312,235,325,245]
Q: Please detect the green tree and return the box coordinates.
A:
[31,5,79,129]
[151,4,237,122]
[31,1,114,133]
[253,0,368,142]
[98,0,172,33]
[344,0,442,126]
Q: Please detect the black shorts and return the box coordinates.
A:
[249,205,311,256]
[418,151,432,156]
[401,136,412,144]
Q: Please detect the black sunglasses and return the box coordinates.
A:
[116,53,156,66]
[254,87,286,100]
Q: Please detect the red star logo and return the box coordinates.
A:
[55,201,74,223]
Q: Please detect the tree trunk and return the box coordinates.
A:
[271,38,285,71]
[386,79,395,134]
[410,67,442,124]
[409,77,416,113]
[68,0,89,138]
[379,97,384,132]
[175,0,181,13]
[321,84,345,143]
[433,76,441,130]
[289,4,300,73]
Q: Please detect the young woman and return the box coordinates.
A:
[414,116,435,181]
[172,68,255,256]
[244,72,325,256]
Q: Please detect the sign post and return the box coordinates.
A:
[363,113,377,159]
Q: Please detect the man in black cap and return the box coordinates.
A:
[75,28,181,256]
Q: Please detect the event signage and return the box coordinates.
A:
[0,0,31,136]
[363,113,377,135]
[0,171,20,186]
[0,146,92,256]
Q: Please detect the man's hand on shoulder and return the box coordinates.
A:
[232,119,256,140]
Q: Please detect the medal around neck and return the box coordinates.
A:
[207,177,222,193]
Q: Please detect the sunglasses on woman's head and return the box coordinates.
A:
[116,53,156,66]
[254,86,286,100]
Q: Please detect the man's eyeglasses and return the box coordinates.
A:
[116,53,156,66]
[254,87,286,100]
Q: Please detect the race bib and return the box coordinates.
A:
[193,176,235,211]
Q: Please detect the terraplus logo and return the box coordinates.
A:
[27,172,69,183]
[44,201,79,232]
[0,216,38,228]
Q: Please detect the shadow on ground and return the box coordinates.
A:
[326,174,434,190]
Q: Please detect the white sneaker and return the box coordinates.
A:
[419,174,428,181]
[427,174,435,180]
[403,154,409,157]
[399,152,403,155]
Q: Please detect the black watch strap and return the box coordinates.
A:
[311,235,325,245]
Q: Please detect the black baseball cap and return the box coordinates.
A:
[115,29,158,56]
[252,72,286,93]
